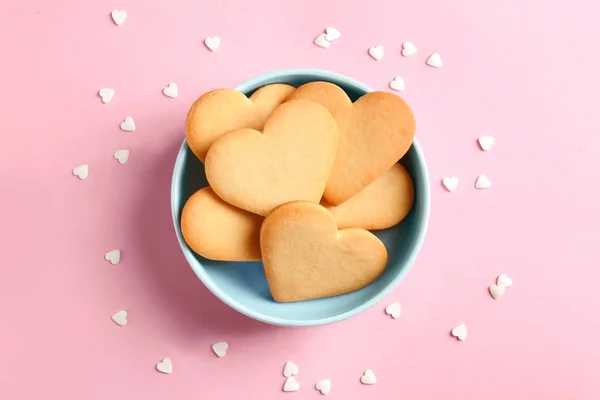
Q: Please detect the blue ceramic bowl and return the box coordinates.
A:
[171,69,430,327]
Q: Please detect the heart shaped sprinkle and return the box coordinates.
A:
[360,369,376,385]
[111,10,127,26]
[478,136,495,151]
[104,249,121,265]
[283,361,299,378]
[314,33,330,49]
[111,310,127,326]
[451,324,467,340]
[401,41,417,56]
[113,150,129,164]
[163,83,178,99]
[325,27,341,41]
[475,174,491,189]
[389,76,404,91]
[211,342,228,358]
[120,117,135,132]
[368,45,384,61]
[385,302,401,319]
[72,164,88,180]
[443,177,459,192]
[98,88,115,104]
[497,273,513,288]
[205,36,221,52]
[283,377,300,392]
[489,284,506,300]
[426,53,443,68]
[156,358,172,374]
[315,379,331,395]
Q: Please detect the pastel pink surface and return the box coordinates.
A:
[1,0,599,398]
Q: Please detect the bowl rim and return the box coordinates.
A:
[171,68,431,327]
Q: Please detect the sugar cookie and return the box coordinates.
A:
[260,201,388,302]
[322,163,413,230]
[205,100,339,216]
[185,84,295,162]
[288,82,416,205]
[181,187,263,261]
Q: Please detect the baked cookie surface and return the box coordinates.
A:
[260,201,388,302]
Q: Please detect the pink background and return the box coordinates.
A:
[1,0,599,398]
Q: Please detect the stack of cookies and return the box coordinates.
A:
[181,82,416,303]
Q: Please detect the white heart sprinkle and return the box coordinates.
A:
[442,177,459,192]
[104,249,121,265]
[475,174,491,189]
[98,88,115,104]
[368,45,384,61]
[72,164,88,180]
[451,324,467,340]
[111,10,127,26]
[478,136,495,151]
[314,33,330,49]
[205,36,221,52]
[401,41,417,56]
[426,53,443,68]
[497,273,513,288]
[283,361,299,378]
[111,310,128,326]
[385,302,401,319]
[120,116,135,132]
[163,83,178,98]
[315,379,331,395]
[283,377,300,392]
[325,27,341,41]
[360,369,376,385]
[489,284,506,300]
[389,76,405,91]
[156,358,172,374]
[113,150,129,164]
[211,342,228,357]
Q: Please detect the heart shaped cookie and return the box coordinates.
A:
[322,163,413,230]
[185,84,295,162]
[205,100,339,216]
[288,82,416,205]
[181,187,263,261]
[260,202,387,302]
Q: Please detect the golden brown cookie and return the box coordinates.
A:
[205,100,339,216]
[185,84,295,162]
[260,201,388,302]
[288,82,416,205]
[181,187,263,261]
[322,163,414,230]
